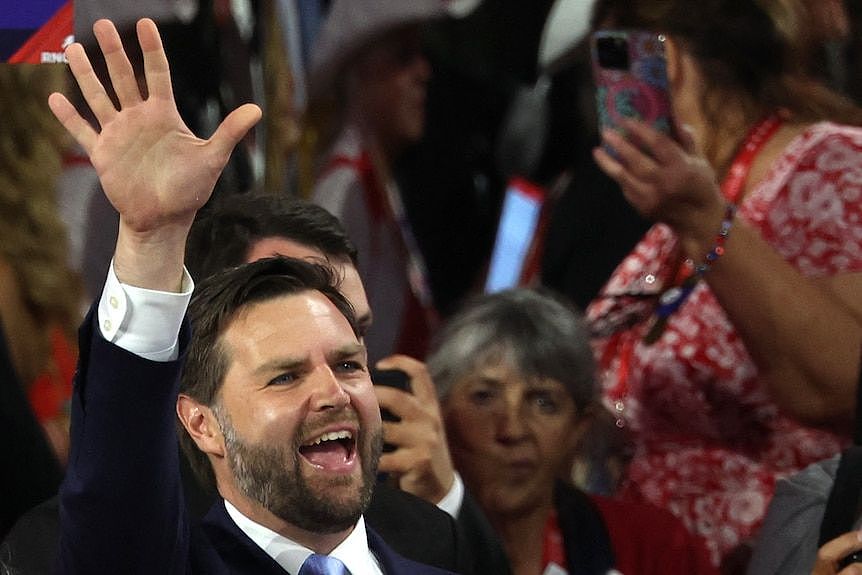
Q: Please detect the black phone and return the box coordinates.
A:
[371,368,411,424]
[371,368,411,458]
[371,368,411,395]
[839,551,862,569]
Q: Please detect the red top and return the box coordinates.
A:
[593,495,717,575]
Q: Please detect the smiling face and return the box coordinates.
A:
[214,291,383,535]
[443,360,580,520]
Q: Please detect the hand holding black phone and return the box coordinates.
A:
[371,368,412,421]
[371,368,412,470]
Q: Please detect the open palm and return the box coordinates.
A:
[48,18,261,234]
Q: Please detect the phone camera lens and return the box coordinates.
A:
[596,36,630,70]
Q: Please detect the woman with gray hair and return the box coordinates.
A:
[426,288,715,575]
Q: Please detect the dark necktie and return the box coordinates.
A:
[298,553,351,575]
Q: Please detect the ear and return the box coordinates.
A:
[176,394,225,458]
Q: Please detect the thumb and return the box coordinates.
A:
[208,103,262,161]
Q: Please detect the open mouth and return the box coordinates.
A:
[298,430,357,471]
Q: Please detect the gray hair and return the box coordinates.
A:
[427,288,597,412]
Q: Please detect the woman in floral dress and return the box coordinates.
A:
[586,0,862,568]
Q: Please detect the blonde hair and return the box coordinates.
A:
[0,65,81,338]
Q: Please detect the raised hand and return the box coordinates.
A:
[374,355,456,504]
[593,118,725,243]
[48,18,261,289]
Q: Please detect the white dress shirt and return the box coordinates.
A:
[225,500,383,574]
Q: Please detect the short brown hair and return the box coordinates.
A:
[177,256,357,491]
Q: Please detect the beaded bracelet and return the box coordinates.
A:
[693,202,737,274]
[643,202,737,344]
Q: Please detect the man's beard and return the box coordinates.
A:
[214,407,382,534]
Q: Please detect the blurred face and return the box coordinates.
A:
[245,236,372,339]
[443,361,580,519]
[216,292,383,533]
[353,25,432,149]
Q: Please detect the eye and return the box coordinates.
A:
[333,360,364,374]
[267,372,298,387]
[529,391,561,414]
[468,388,497,406]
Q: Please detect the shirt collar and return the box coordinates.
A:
[223,499,381,574]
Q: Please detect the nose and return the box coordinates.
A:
[308,366,350,412]
[496,398,529,444]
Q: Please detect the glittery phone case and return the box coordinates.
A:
[591,30,673,145]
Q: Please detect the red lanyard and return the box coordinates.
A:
[604,114,784,424]
[720,114,784,203]
[672,113,784,283]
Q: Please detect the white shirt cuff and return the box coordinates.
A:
[98,260,194,362]
[435,472,465,519]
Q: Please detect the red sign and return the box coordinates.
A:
[1,1,73,63]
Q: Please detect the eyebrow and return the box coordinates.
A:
[356,312,373,334]
[472,375,504,387]
[253,356,307,377]
[327,342,366,363]
[252,342,367,377]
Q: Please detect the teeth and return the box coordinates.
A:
[311,430,353,445]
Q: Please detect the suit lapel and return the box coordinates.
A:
[199,501,293,574]
[199,502,450,575]
[367,526,452,575]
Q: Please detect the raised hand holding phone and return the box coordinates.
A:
[373,355,456,504]
[591,29,674,156]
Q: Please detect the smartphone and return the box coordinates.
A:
[591,29,674,151]
[484,177,546,294]
[371,368,411,457]
[838,514,862,568]
[371,368,411,422]
[839,552,862,570]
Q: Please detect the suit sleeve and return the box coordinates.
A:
[56,305,191,574]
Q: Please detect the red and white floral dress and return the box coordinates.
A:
[586,122,862,565]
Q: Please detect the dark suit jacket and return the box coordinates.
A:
[183,465,475,573]
[451,483,615,575]
[454,493,513,575]
[54,308,452,574]
[554,482,616,575]
[3,483,472,575]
